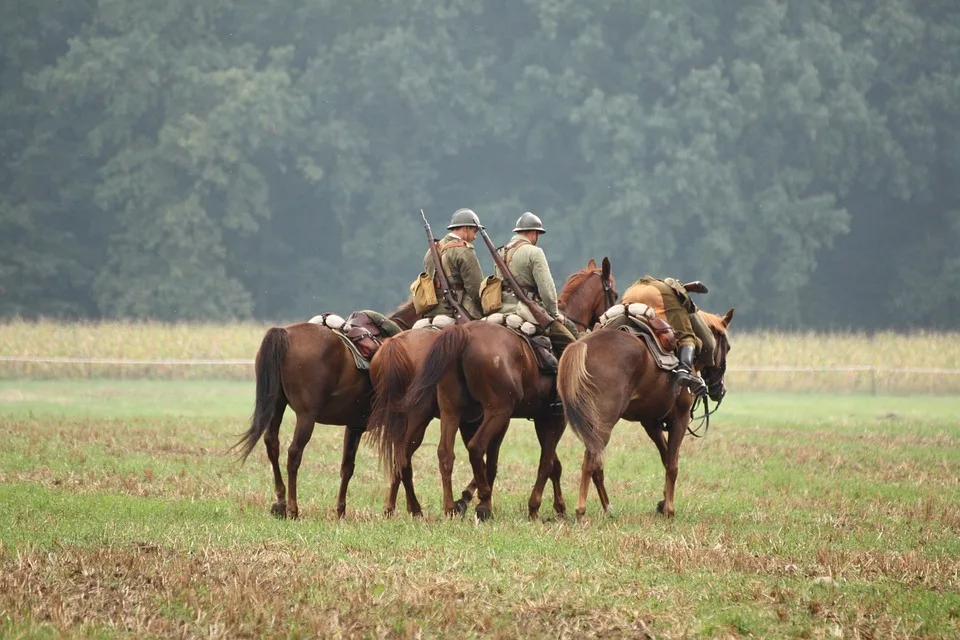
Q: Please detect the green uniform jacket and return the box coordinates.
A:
[422,233,484,320]
[496,234,560,320]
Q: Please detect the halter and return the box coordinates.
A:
[566,270,617,331]
[686,331,729,437]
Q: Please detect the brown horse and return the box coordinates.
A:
[234,302,420,520]
[369,258,618,517]
[397,258,618,520]
[367,327,480,517]
[557,303,733,519]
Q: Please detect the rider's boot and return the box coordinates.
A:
[674,344,707,397]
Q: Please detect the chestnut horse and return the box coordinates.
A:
[398,258,618,520]
[557,302,733,519]
[369,258,618,517]
[234,302,419,520]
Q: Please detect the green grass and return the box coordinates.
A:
[1,380,958,638]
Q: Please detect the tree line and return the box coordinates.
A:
[1,0,958,329]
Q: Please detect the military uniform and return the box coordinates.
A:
[622,276,715,395]
[421,210,484,320]
[497,213,576,357]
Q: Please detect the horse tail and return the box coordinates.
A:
[233,327,288,462]
[367,338,415,477]
[404,325,468,412]
[557,340,606,457]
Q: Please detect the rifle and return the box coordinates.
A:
[421,209,471,324]
[476,227,555,327]
[682,281,709,294]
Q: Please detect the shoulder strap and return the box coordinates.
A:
[502,238,531,271]
[438,239,468,254]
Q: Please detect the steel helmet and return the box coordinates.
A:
[513,211,546,234]
[447,208,483,229]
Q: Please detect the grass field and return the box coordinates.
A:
[1,379,958,638]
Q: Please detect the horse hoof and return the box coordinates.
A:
[286,508,300,521]
[475,506,493,522]
[336,508,346,520]
[602,507,617,520]
[383,508,396,518]
[574,508,586,522]
[528,509,540,521]
[410,509,424,519]
[270,503,287,519]
[454,499,468,517]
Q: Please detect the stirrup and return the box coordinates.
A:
[674,369,707,397]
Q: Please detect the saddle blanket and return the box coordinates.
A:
[599,303,679,371]
[308,312,381,370]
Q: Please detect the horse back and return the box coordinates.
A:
[282,322,372,424]
[577,328,677,422]
[462,322,553,416]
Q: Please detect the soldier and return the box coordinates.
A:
[422,208,485,321]
[497,212,577,358]
[622,276,715,397]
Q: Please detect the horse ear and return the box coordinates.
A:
[722,308,735,327]
[587,258,598,269]
[601,257,611,279]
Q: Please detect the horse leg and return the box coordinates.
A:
[335,425,364,519]
[398,463,422,517]
[262,405,287,518]
[529,415,565,520]
[383,475,402,518]
[454,421,481,515]
[575,428,613,519]
[285,414,317,520]
[384,414,427,518]
[658,415,688,517]
[549,452,566,518]
[437,407,463,517]
[466,411,511,521]
[640,419,669,511]
[399,417,428,517]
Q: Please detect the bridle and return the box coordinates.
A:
[687,331,730,438]
[566,270,618,332]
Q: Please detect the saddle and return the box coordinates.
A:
[482,312,558,374]
[309,311,386,369]
[598,303,679,371]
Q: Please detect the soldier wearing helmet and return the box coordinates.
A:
[421,208,485,320]
[496,212,577,358]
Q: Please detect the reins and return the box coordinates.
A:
[687,393,722,438]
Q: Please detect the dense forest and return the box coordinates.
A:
[1,0,958,329]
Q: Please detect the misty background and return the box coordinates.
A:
[1,1,958,330]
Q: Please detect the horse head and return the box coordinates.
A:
[700,308,735,403]
[558,257,619,332]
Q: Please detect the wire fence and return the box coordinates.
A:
[2,356,960,394]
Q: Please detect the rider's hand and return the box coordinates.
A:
[556,314,565,324]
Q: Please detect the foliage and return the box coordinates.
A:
[1,0,958,328]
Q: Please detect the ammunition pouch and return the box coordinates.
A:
[479,274,503,315]
[410,272,438,315]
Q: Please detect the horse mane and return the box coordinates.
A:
[558,264,607,309]
[699,310,729,337]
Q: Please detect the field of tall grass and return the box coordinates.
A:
[1,320,959,393]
